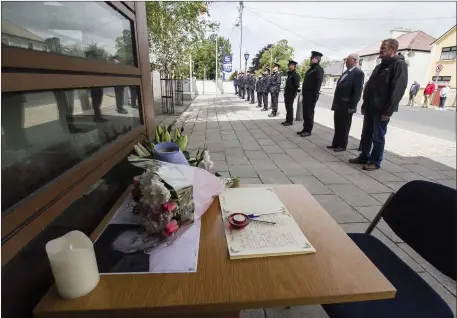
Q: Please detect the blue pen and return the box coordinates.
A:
[247,211,283,219]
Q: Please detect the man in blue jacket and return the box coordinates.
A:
[407,81,420,107]
[328,53,364,152]
[349,39,408,171]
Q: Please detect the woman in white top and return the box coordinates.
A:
[439,83,450,109]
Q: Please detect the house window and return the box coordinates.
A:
[440,47,456,60]
[432,76,452,85]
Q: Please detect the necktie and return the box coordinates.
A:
[340,70,349,83]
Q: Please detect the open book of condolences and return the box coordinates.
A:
[219,187,316,259]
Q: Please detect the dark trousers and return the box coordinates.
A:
[284,94,296,123]
[114,86,125,111]
[271,92,279,113]
[439,97,447,108]
[241,87,246,99]
[263,92,269,109]
[246,88,251,101]
[360,112,389,167]
[234,85,238,94]
[332,110,353,149]
[129,86,138,108]
[54,90,75,129]
[250,89,255,103]
[90,87,104,120]
[302,99,317,133]
[257,92,263,107]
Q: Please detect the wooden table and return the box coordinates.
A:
[34,184,396,318]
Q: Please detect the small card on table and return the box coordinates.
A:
[219,187,316,259]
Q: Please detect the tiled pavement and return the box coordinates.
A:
[172,94,456,318]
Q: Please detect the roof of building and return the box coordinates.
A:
[324,61,344,76]
[430,25,456,45]
[358,31,436,57]
[1,19,45,43]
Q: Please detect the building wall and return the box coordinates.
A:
[426,27,456,88]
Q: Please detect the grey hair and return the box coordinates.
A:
[348,53,360,60]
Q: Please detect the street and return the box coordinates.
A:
[279,93,456,142]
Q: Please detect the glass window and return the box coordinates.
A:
[1,2,135,66]
[1,86,142,213]
[440,47,456,60]
[432,76,452,85]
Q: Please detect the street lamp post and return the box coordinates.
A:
[244,52,249,74]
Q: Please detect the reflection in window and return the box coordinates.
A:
[1,1,135,65]
[1,86,142,213]
[440,47,456,60]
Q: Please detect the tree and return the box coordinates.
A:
[146,2,218,73]
[250,44,273,72]
[115,29,134,65]
[229,70,238,80]
[258,39,294,75]
[296,57,337,79]
[190,34,232,80]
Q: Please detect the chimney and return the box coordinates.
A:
[390,27,411,39]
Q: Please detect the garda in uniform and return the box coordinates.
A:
[256,74,263,108]
[298,51,324,137]
[248,70,256,104]
[261,68,271,111]
[268,62,281,117]
[282,60,301,126]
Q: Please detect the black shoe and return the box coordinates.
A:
[334,147,346,152]
[300,132,311,137]
[283,122,293,126]
[117,108,128,114]
[327,145,336,149]
[268,112,277,117]
[297,129,306,135]
[261,108,268,111]
[349,156,369,164]
[281,121,287,125]
[131,104,139,109]
[256,105,262,108]
[94,116,108,123]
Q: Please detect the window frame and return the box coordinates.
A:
[440,46,457,60]
[1,2,154,264]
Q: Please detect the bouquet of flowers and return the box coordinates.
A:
[131,170,194,238]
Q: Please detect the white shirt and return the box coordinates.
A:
[440,86,450,97]
[339,66,357,83]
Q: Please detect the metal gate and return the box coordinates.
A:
[175,76,184,106]
[160,71,174,114]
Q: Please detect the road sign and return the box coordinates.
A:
[436,64,443,73]
[222,54,232,72]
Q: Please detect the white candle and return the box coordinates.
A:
[45,230,100,299]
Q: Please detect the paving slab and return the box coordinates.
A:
[311,169,351,185]
[328,184,381,206]
[229,165,258,178]
[265,306,329,318]
[314,195,367,223]
[290,176,333,195]
[343,174,393,194]
[257,170,292,184]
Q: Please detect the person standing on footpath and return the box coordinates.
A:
[268,62,282,117]
[349,39,408,171]
[240,72,246,99]
[261,68,271,111]
[233,72,239,95]
[422,81,435,108]
[282,60,301,126]
[407,81,420,106]
[297,51,324,137]
[256,74,263,108]
[248,70,256,104]
[439,82,450,110]
[328,53,364,152]
[245,71,251,101]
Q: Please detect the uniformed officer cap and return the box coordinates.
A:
[273,62,280,67]
[311,51,323,58]
[288,60,298,66]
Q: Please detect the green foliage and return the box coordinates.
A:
[146,2,218,73]
[84,43,110,61]
[229,70,238,80]
[190,34,232,80]
[115,29,134,65]
[296,58,337,79]
[250,44,273,72]
[258,39,294,75]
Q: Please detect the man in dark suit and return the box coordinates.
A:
[328,53,364,152]
[282,60,301,126]
[297,51,324,137]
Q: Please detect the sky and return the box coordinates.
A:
[207,1,457,73]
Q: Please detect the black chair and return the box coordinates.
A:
[322,180,456,318]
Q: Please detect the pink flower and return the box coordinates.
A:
[163,220,179,237]
[162,203,177,213]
